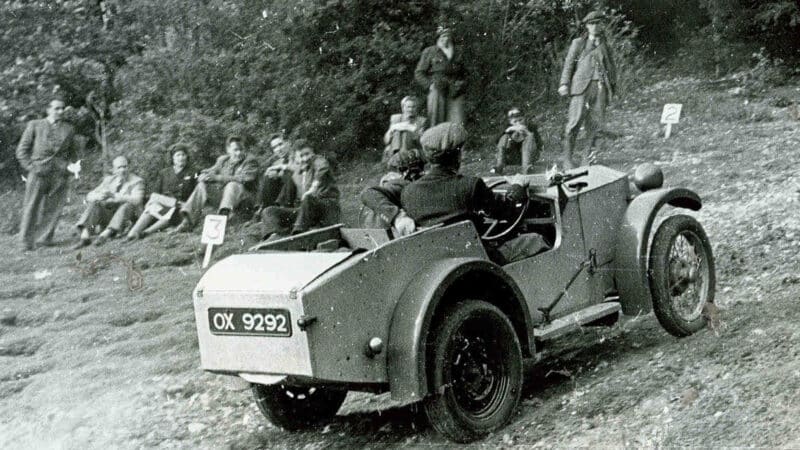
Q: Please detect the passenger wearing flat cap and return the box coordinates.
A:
[414,27,467,127]
[492,107,543,175]
[401,123,549,264]
[558,10,617,168]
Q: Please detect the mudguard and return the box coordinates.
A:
[614,187,702,315]
[386,257,532,404]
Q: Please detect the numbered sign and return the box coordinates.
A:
[660,104,683,124]
[201,214,227,245]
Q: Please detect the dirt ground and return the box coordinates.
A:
[2,76,800,449]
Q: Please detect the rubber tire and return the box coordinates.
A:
[423,300,523,443]
[251,383,347,431]
[649,214,716,337]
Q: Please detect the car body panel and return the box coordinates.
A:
[613,187,701,315]
[504,166,628,318]
[297,222,491,384]
[387,257,531,403]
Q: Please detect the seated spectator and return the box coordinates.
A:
[125,143,197,240]
[172,136,259,232]
[383,96,426,162]
[359,150,424,234]
[255,134,294,215]
[261,142,340,239]
[491,107,542,175]
[74,155,144,248]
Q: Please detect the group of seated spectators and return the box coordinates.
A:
[72,135,340,248]
[69,95,544,263]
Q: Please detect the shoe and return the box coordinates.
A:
[125,232,141,241]
[93,234,109,246]
[35,239,56,248]
[21,242,34,252]
[490,166,504,175]
[72,238,91,250]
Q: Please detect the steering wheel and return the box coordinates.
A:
[480,196,530,241]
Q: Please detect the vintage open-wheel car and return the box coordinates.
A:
[192,164,715,443]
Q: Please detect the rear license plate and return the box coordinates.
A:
[208,308,292,337]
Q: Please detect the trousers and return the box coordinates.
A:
[76,201,138,233]
[180,181,251,225]
[427,86,464,127]
[563,80,607,166]
[19,171,69,247]
[262,195,340,237]
[495,133,539,174]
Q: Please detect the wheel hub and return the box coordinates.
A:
[668,232,707,321]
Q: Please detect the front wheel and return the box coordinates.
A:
[423,300,523,443]
[649,214,716,337]
[251,383,347,431]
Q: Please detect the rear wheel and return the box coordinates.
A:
[251,383,347,431]
[649,214,715,337]
[423,300,523,443]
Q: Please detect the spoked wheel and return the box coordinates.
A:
[251,383,347,431]
[649,214,716,337]
[423,300,523,443]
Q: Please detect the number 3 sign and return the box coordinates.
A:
[201,214,227,268]
[201,214,227,245]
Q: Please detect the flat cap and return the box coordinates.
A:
[420,122,467,163]
[507,107,523,119]
[582,11,605,23]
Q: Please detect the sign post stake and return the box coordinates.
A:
[202,244,214,269]
[200,214,227,269]
[664,123,673,139]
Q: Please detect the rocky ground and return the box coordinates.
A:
[1,75,800,449]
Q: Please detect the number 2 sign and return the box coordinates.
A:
[660,103,683,139]
[660,103,682,124]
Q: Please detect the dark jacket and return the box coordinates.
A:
[15,118,78,175]
[359,177,409,228]
[401,166,517,229]
[559,35,617,96]
[202,154,260,192]
[414,45,468,98]
[154,166,197,201]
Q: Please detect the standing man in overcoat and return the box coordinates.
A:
[414,27,467,126]
[558,11,617,168]
[16,95,78,251]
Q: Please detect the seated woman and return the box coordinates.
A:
[126,143,197,240]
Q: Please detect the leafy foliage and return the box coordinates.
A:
[2,0,798,188]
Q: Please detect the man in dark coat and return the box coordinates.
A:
[261,142,340,238]
[558,11,617,168]
[173,136,260,231]
[401,123,548,264]
[414,27,468,126]
[15,95,79,251]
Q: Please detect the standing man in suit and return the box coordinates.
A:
[16,95,79,251]
[558,11,617,168]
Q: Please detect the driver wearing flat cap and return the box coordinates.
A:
[401,122,549,263]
